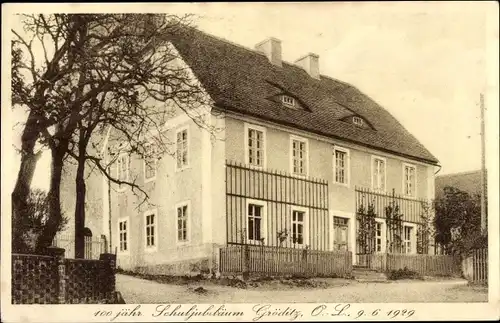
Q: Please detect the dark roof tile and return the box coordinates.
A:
[168,27,439,165]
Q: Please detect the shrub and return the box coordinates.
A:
[387,267,422,280]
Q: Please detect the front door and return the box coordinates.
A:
[333,217,349,251]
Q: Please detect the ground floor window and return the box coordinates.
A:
[247,203,263,243]
[403,225,414,254]
[375,222,383,252]
[333,216,349,251]
[145,212,156,248]
[177,203,189,243]
[118,219,128,252]
[291,210,306,246]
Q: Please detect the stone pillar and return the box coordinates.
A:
[210,244,222,278]
[47,247,66,304]
[100,253,116,301]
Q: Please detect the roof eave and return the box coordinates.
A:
[214,103,440,166]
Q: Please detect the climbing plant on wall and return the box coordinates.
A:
[417,201,434,254]
[385,201,404,253]
[356,202,377,254]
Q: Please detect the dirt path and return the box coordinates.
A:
[116,274,487,303]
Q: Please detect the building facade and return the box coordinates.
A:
[73,27,439,274]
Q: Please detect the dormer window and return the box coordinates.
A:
[353,116,364,126]
[282,95,295,107]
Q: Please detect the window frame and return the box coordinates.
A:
[402,162,417,198]
[175,200,191,245]
[116,152,130,192]
[282,95,296,107]
[245,199,267,244]
[371,155,387,192]
[289,135,309,176]
[143,142,158,183]
[353,116,364,126]
[117,217,130,255]
[244,123,267,169]
[143,209,158,252]
[175,125,190,172]
[402,223,417,254]
[333,146,350,187]
[290,206,309,248]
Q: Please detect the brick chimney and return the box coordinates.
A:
[255,38,282,67]
[295,53,320,79]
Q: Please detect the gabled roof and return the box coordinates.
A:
[167,27,439,165]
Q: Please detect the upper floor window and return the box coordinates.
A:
[353,116,364,126]
[144,211,156,250]
[290,136,308,176]
[245,124,266,168]
[282,95,295,107]
[116,153,129,191]
[403,163,417,197]
[144,143,158,181]
[176,127,189,170]
[372,156,386,191]
[333,147,349,185]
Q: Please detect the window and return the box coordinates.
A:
[118,219,128,252]
[176,202,189,243]
[247,202,265,243]
[375,222,383,252]
[144,211,156,249]
[245,124,266,167]
[333,147,349,185]
[291,210,307,246]
[333,217,349,251]
[144,143,157,181]
[290,136,308,176]
[372,156,386,191]
[176,127,189,170]
[403,163,417,197]
[116,153,129,191]
[403,225,414,254]
[282,95,295,107]
[353,116,364,126]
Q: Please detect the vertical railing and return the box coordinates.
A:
[355,187,429,260]
[226,160,329,251]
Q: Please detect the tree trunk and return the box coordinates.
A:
[74,155,86,259]
[35,146,66,253]
[12,111,43,252]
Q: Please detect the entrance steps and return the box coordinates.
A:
[352,266,388,283]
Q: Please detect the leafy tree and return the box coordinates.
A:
[416,201,434,254]
[356,203,377,254]
[385,201,403,253]
[12,189,68,253]
[434,186,485,255]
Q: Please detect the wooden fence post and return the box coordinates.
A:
[243,245,250,280]
[47,247,66,304]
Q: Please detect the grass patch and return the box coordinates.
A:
[116,267,350,290]
[386,267,423,280]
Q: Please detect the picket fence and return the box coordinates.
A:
[52,234,105,260]
[462,248,488,285]
[219,244,352,277]
[356,253,461,276]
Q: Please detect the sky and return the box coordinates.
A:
[5,2,498,192]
